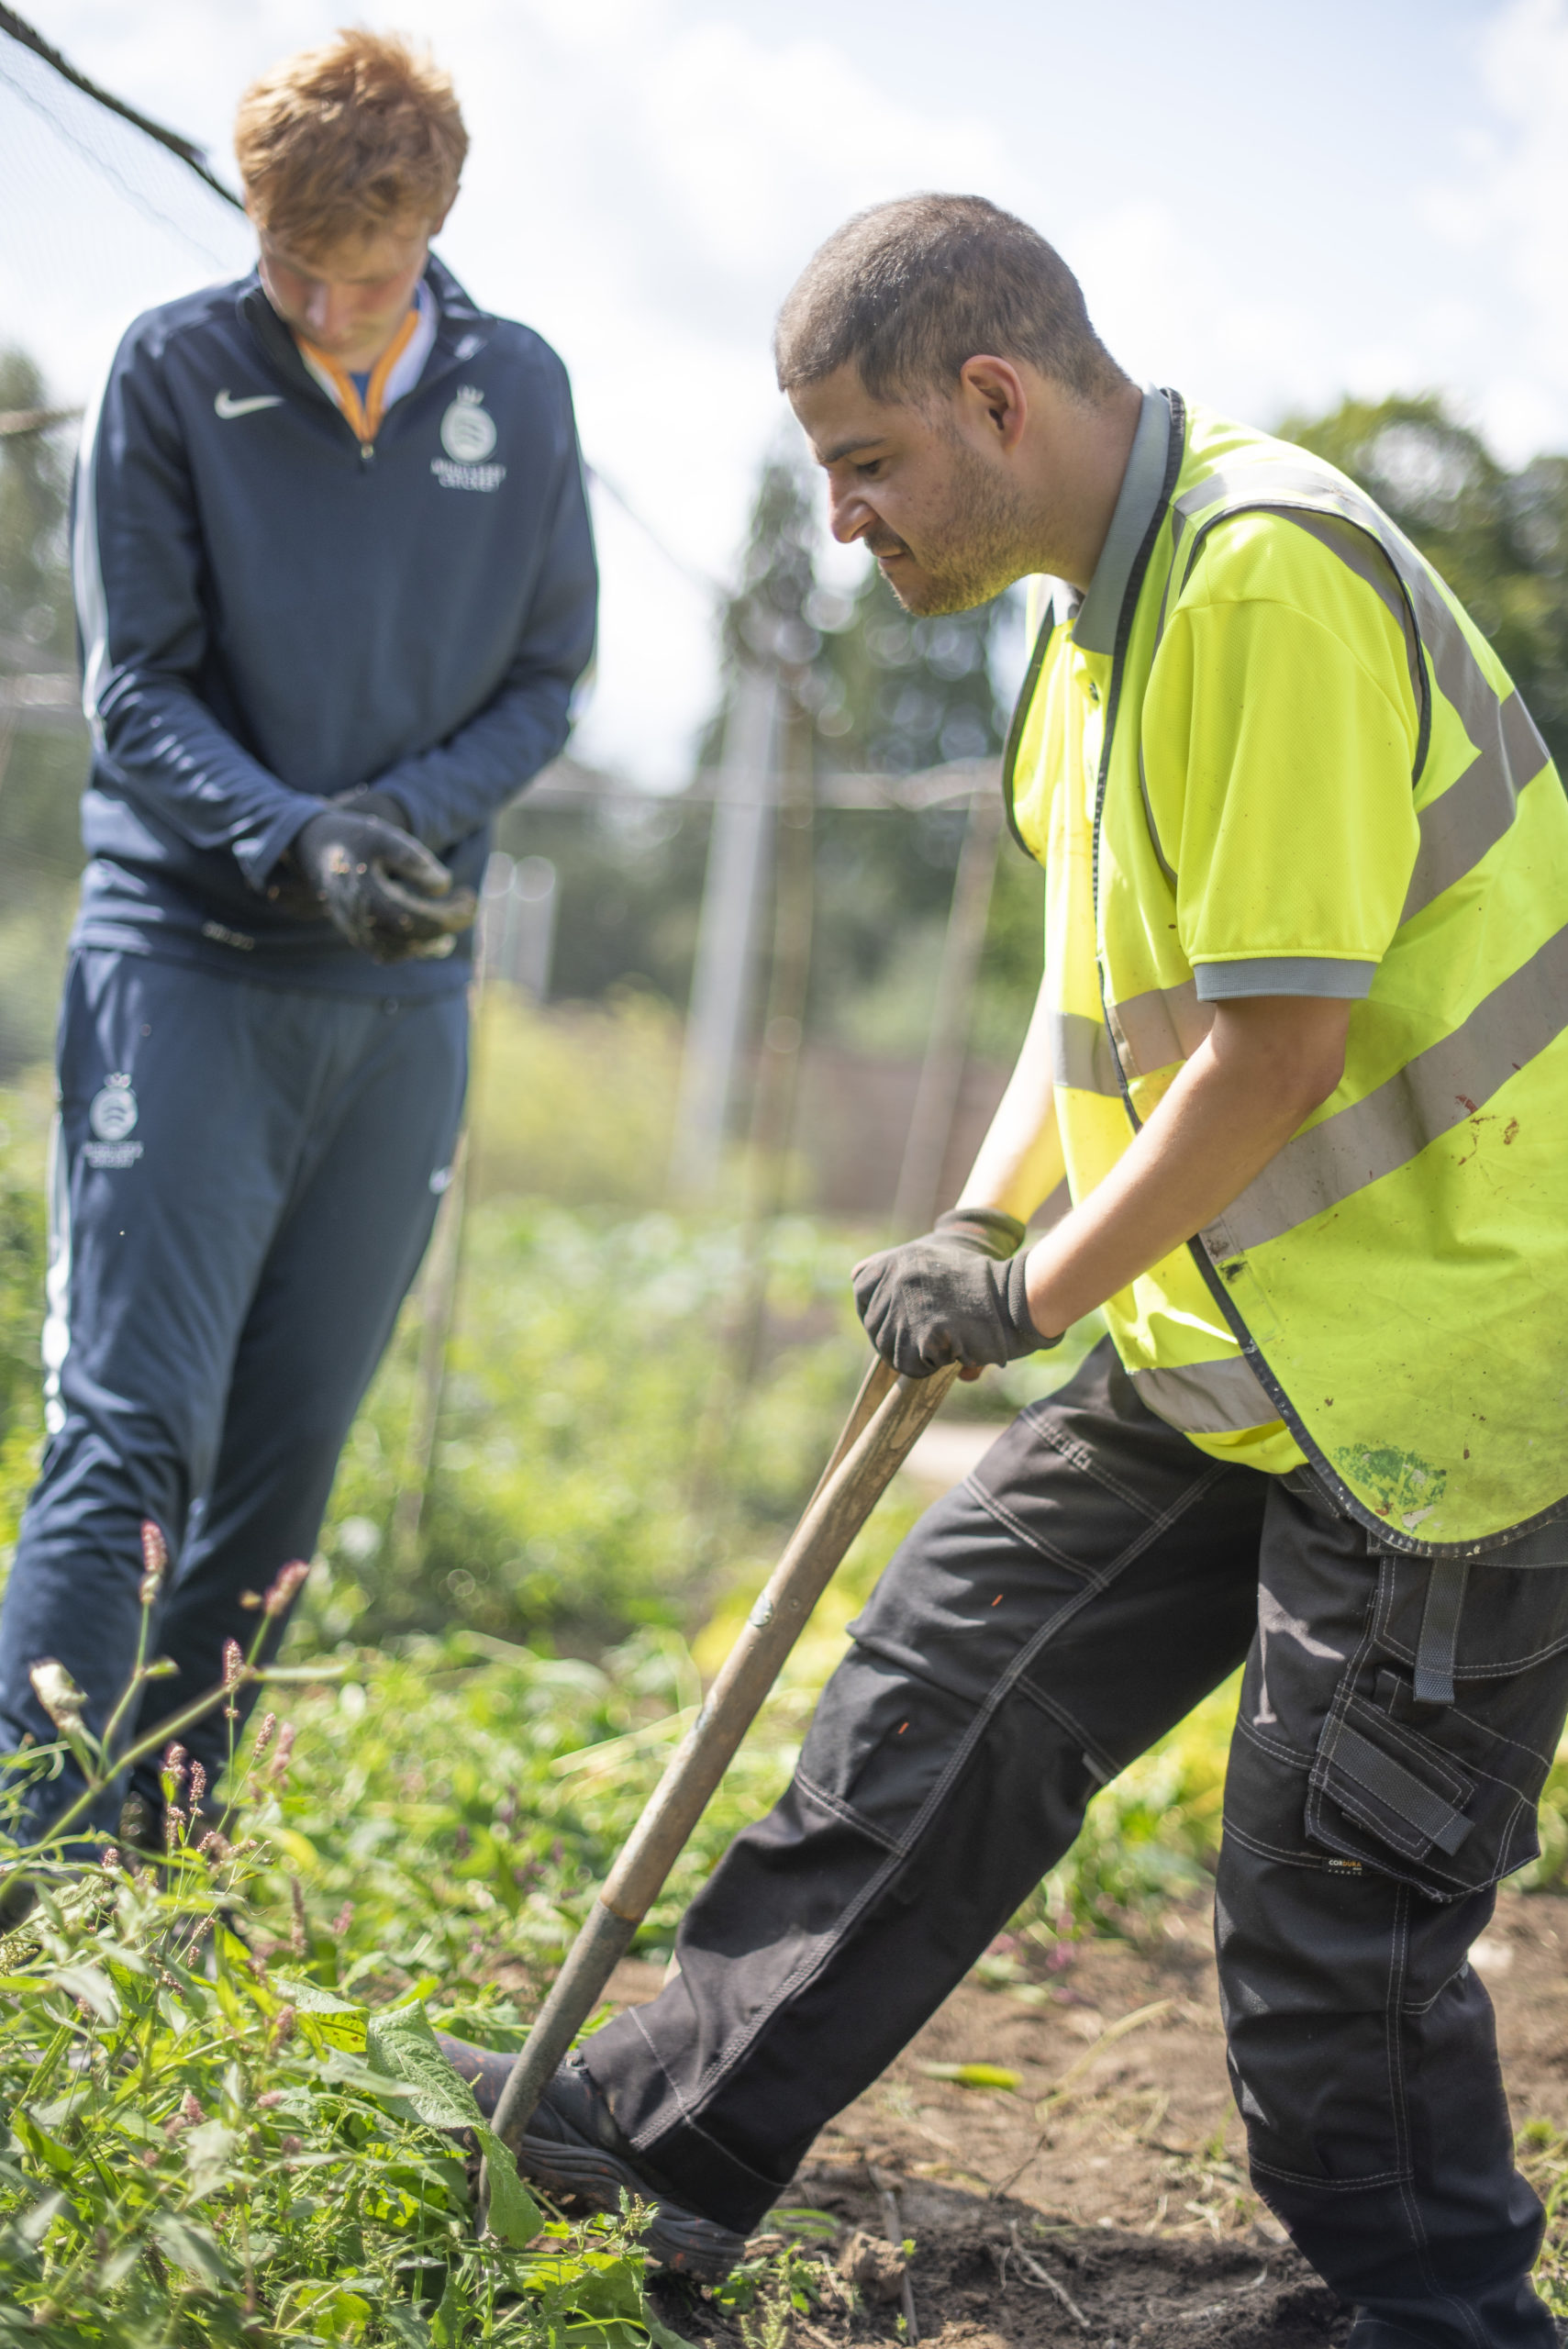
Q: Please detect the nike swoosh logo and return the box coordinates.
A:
[214,389,284,419]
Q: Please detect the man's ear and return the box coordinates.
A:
[956,355,1029,451]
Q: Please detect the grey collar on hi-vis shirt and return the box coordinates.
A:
[1071,384,1172,656]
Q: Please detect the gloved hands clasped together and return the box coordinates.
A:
[279,787,479,964]
[851,1205,1059,1378]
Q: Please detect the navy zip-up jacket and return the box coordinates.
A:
[71,255,597,994]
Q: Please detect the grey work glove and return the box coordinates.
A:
[851,1206,1058,1379]
[287,805,478,964]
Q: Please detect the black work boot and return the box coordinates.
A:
[436,2035,746,2284]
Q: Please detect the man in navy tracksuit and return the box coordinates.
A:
[0,31,596,1841]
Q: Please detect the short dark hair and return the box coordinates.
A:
[775,194,1128,406]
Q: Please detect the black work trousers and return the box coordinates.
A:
[585,1342,1568,2349]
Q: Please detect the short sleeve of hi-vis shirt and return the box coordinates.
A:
[1140,511,1423,998]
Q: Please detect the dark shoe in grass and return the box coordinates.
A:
[437,2032,517,2118]
[434,2035,746,2285]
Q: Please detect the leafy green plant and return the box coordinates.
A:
[1516,2121,1568,2321]
[708,2210,841,2341]
[0,1636,698,2345]
[310,1192,884,1653]
[0,1544,346,1938]
[0,1079,49,1559]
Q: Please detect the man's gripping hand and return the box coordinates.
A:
[289,803,478,964]
[851,1207,1058,1378]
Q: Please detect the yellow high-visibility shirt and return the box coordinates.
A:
[1010,390,1561,1519]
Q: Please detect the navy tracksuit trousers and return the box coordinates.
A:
[586,1344,1568,2349]
[0,949,467,1834]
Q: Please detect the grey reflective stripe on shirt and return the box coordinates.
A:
[1270,509,1423,709]
[1050,1008,1124,1097]
[1168,477,1553,937]
[1262,502,1552,926]
[1388,538,1551,918]
[1131,1353,1278,1434]
[1401,690,1551,924]
[1170,464,1343,526]
[1206,917,1568,1255]
[1106,978,1212,1077]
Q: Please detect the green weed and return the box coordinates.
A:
[0,1666,699,2345]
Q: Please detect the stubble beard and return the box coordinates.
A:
[877,436,1037,617]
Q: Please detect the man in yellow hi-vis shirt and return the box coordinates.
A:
[484,197,1568,2339]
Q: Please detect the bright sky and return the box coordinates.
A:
[5,0,1568,786]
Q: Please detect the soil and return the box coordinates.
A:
[620,1883,1568,2349]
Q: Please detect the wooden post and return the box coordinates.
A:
[891,785,1003,1236]
[386,857,502,1571]
[669,662,779,1202]
[387,1124,471,1575]
[731,687,815,1385]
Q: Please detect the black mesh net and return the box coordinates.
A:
[0,10,251,1075]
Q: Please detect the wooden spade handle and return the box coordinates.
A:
[484,1355,955,2173]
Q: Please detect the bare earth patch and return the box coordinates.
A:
[622,1884,1568,2346]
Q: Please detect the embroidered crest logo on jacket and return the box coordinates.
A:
[439,387,496,462]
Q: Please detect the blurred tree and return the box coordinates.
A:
[0,348,87,1081]
[812,562,1006,774]
[1281,393,1568,759]
[725,446,820,678]
[0,349,75,664]
[803,562,1034,1057]
[550,451,1040,1067]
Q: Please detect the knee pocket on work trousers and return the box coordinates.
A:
[795,1641,978,1854]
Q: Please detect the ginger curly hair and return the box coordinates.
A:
[235,28,467,257]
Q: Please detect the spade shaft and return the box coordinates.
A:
[486,1355,955,2167]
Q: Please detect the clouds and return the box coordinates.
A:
[0,31,251,404]
[6,0,1567,785]
[428,0,1011,782]
[1421,0,1568,460]
[1069,204,1331,416]
[624,18,1001,289]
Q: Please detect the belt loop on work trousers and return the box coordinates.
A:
[1414,1559,1470,1707]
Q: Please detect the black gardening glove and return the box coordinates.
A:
[331,785,411,828]
[287,804,478,964]
[265,788,413,920]
[851,1206,1058,1379]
